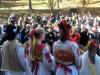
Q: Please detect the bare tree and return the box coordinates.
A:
[48,0,54,12]
[81,0,86,13]
[89,0,100,4]
[57,0,60,9]
[0,0,1,3]
[29,0,32,10]
[60,0,62,2]
[87,0,90,3]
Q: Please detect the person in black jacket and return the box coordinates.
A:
[45,26,57,53]
[87,27,100,56]
[80,28,89,47]
[19,29,29,44]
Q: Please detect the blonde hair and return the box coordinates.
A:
[30,28,45,61]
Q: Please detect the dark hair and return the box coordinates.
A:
[58,23,71,42]
[6,33,16,41]
[5,25,20,41]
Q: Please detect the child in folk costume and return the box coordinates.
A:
[29,28,55,75]
[53,20,81,75]
[79,39,100,75]
[1,25,32,75]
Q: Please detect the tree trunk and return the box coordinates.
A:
[48,0,54,12]
[29,0,32,10]
[81,0,86,14]
[60,0,62,2]
[51,0,53,11]
[87,0,90,3]
[57,0,60,9]
[0,0,1,3]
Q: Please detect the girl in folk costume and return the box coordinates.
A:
[1,25,32,75]
[29,28,55,75]
[53,20,81,75]
[79,39,100,75]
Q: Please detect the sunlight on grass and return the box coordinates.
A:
[0,0,100,10]
[0,0,100,22]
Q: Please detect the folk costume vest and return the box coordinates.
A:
[54,41,75,75]
[55,42,75,63]
[1,40,24,72]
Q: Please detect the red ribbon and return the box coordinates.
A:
[57,64,72,75]
[45,52,52,63]
[61,20,68,30]
[29,29,36,39]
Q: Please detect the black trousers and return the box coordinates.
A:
[51,71,55,75]
[0,71,4,75]
[97,48,100,56]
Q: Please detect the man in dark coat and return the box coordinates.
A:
[45,27,57,53]
[80,28,89,47]
[88,27,100,56]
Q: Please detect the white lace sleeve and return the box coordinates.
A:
[16,44,28,71]
[53,42,57,62]
[42,45,55,70]
[71,42,81,67]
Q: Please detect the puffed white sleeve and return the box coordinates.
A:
[53,42,57,62]
[53,42,56,55]
[42,45,55,71]
[16,44,29,71]
[71,42,81,68]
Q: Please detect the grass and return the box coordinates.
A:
[0,2,27,8]
[0,7,100,21]
[0,0,100,23]
[0,0,100,9]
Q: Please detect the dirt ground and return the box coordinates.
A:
[0,7,100,24]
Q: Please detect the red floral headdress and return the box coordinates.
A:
[58,20,70,30]
[58,20,71,39]
[29,29,37,39]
